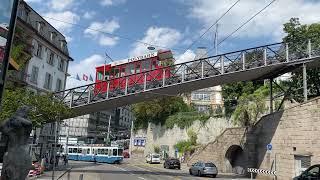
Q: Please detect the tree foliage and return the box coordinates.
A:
[165,111,210,129]
[0,88,73,127]
[222,81,264,117]
[232,85,269,126]
[283,18,320,101]
[132,96,191,130]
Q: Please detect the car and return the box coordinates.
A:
[146,153,161,164]
[293,164,320,180]
[122,151,130,158]
[163,158,180,169]
[189,161,218,178]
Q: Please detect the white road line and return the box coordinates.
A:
[110,164,148,180]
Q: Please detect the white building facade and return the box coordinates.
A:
[16,0,72,159]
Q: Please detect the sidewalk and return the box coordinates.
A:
[28,166,72,180]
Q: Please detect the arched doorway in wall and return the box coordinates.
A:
[225,145,246,174]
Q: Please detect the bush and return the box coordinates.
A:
[154,145,160,154]
[165,111,210,129]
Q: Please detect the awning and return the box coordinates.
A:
[9,57,19,70]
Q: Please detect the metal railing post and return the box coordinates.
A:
[308,39,312,58]
[106,81,110,99]
[162,69,166,86]
[69,90,74,108]
[201,60,204,78]
[125,77,128,95]
[286,43,289,62]
[182,65,185,82]
[144,73,147,91]
[221,56,224,74]
[264,48,267,66]
[242,52,246,70]
[87,87,91,104]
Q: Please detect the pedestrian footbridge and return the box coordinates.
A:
[54,40,320,115]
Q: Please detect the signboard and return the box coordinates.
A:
[0,0,19,104]
[133,137,146,147]
[267,143,272,153]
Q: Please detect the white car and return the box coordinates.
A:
[146,153,161,164]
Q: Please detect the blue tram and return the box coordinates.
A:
[66,146,123,164]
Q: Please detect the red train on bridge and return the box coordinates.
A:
[95,50,174,96]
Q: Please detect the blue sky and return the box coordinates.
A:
[24,0,320,88]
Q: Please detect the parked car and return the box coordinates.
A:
[163,158,180,169]
[146,153,161,164]
[189,161,218,178]
[123,151,130,158]
[293,164,320,180]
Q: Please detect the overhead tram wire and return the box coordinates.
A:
[42,16,185,53]
[182,0,241,54]
[203,0,277,58]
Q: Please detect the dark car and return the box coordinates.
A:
[189,161,218,178]
[163,158,180,169]
[293,164,320,180]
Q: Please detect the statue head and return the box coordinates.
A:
[0,105,32,135]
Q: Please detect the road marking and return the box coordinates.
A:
[138,177,146,180]
[110,164,147,180]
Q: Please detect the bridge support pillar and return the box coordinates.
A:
[270,78,273,113]
[303,63,308,102]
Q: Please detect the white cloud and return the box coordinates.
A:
[129,26,182,57]
[44,11,80,33]
[84,19,120,37]
[99,35,119,46]
[84,19,120,46]
[49,0,75,11]
[83,11,96,19]
[185,0,320,41]
[175,50,196,64]
[66,54,105,89]
[100,0,126,6]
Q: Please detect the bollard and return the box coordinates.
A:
[79,174,84,180]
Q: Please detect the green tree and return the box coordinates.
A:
[0,88,73,127]
[232,85,269,126]
[222,81,264,117]
[132,96,191,130]
[283,18,320,101]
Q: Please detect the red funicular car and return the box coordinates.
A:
[94,50,174,97]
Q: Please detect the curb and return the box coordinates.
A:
[57,168,72,180]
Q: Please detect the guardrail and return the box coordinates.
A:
[247,168,276,179]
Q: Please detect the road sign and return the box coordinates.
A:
[267,144,272,151]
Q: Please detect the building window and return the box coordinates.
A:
[58,58,65,71]
[30,66,39,84]
[44,72,53,90]
[191,93,211,101]
[37,21,45,34]
[56,78,62,91]
[47,51,54,65]
[36,43,43,58]
[294,155,311,176]
[51,32,57,42]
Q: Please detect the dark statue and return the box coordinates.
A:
[0,106,33,180]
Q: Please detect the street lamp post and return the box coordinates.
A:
[52,120,58,180]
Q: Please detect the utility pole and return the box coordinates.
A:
[106,115,111,145]
[129,119,134,157]
[214,24,219,56]
[52,120,59,180]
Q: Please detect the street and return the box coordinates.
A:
[53,160,250,180]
